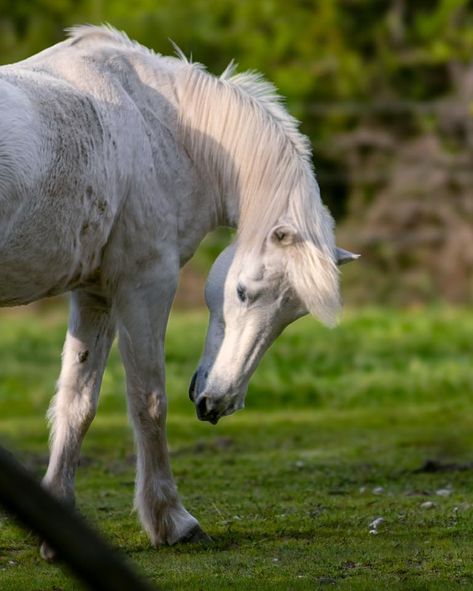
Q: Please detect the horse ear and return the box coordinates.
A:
[269,224,299,246]
[336,247,360,265]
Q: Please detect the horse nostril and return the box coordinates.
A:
[197,396,208,418]
[196,397,220,424]
[189,371,198,401]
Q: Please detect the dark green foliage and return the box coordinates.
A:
[1,1,471,150]
[1,1,472,303]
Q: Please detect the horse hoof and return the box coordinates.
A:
[40,541,57,562]
[179,524,212,544]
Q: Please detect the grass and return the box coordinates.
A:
[0,305,473,589]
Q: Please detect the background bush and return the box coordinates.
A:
[1,0,472,304]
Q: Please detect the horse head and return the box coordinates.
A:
[190,223,358,424]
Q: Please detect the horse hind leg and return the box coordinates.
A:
[40,289,116,561]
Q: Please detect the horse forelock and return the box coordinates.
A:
[287,182,341,327]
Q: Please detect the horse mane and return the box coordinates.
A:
[176,60,340,325]
[67,24,155,54]
[66,25,340,325]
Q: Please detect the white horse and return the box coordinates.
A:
[0,26,358,557]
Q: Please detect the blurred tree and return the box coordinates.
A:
[0,0,472,303]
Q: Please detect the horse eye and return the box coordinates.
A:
[237,284,247,303]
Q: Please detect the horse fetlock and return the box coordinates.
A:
[141,502,208,546]
[42,475,75,506]
[40,540,58,562]
[178,522,212,544]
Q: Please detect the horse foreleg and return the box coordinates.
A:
[116,271,209,546]
[41,289,115,560]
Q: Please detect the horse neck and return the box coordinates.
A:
[112,57,230,262]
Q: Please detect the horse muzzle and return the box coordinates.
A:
[194,393,244,424]
[189,368,246,424]
[196,395,221,424]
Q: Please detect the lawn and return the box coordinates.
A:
[0,305,472,590]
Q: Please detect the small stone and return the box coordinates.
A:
[373,486,385,495]
[421,501,435,509]
[436,488,452,497]
[359,486,367,493]
[369,517,384,529]
[369,529,378,535]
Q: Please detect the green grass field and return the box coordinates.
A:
[0,305,473,590]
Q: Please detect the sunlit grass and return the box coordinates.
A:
[0,305,473,589]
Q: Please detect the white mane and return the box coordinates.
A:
[176,59,340,324]
[67,24,156,55]
[66,25,340,325]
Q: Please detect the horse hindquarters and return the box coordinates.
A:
[0,76,117,305]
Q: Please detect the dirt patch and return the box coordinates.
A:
[172,436,235,457]
[413,459,473,473]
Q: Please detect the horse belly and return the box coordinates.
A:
[0,189,115,306]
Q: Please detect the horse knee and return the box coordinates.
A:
[131,389,167,427]
[146,390,167,421]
